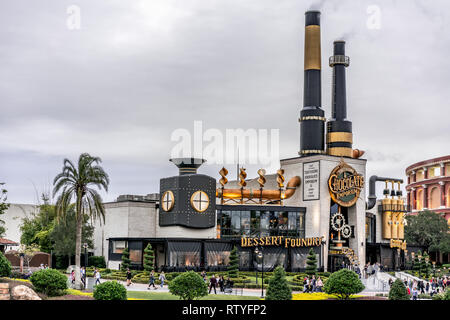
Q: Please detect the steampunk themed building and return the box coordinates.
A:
[92,11,417,272]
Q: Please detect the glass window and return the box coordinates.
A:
[299,213,305,238]
[129,249,142,264]
[278,212,289,235]
[112,241,127,254]
[250,211,260,236]
[269,212,278,236]
[231,211,241,236]
[207,251,230,266]
[239,251,251,268]
[241,211,251,236]
[260,211,270,237]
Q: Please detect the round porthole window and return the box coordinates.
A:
[161,191,175,212]
[190,191,209,212]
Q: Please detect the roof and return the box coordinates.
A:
[0,238,19,246]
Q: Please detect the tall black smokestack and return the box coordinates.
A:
[299,11,325,157]
[326,40,353,157]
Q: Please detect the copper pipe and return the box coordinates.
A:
[216,176,301,200]
[352,149,365,158]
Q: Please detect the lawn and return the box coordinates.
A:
[127,291,261,300]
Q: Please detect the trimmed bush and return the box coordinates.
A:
[88,256,106,268]
[121,248,131,271]
[444,288,450,300]
[143,244,155,272]
[228,246,239,278]
[265,266,292,300]
[0,252,11,277]
[169,271,208,300]
[388,279,409,300]
[93,281,127,300]
[323,269,364,300]
[30,269,68,296]
[305,248,318,276]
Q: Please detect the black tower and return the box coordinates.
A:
[159,158,216,229]
[326,41,353,157]
[299,11,325,157]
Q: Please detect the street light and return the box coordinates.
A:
[83,243,88,289]
[254,247,264,298]
[432,261,436,278]
[425,255,429,277]
[418,254,422,278]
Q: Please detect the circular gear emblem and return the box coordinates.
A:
[331,212,345,231]
[341,225,352,238]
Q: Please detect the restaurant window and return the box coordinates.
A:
[112,241,127,254]
[288,212,298,236]
[269,212,279,236]
[278,212,289,235]
[221,211,232,236]
[250,211,260,237]
[260,211,270,237]
[231,211,241,236]
[205,243,232,267]
[168,242,201,267]
[298,212,305,238]
[241,211,251,236]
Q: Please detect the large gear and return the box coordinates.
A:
[331,212,346,231]
[341,224,352,238]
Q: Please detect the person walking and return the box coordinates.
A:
[311,275,316,292]
[80,267,86,287]
[94,268,101,286]
[218,276,225,293]
[316,277,323,292]
[363,263,368,279]
[148,270,157,290]
[412,287,418,300]
[159,271,166,288]
[209,274,217,294]
[126,268,133,286]
[201,271,207,283]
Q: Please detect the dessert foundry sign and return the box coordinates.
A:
[328,160,364,207]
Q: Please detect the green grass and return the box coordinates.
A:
[127,291,261,300]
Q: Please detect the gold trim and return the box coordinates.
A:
[327,147,352,157]
[190,190,210,213]
[304,25,321,70]
[299,116,326,122]
[161,190,175,212]
[326,132,353,144]
[299,150,326,155]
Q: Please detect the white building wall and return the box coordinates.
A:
[2,204,38,244]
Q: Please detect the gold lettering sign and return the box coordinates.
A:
[390,239,407,250]
[328,159,364,207]
[241,236,324,248]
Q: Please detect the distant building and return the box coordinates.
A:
[1,204,37,244]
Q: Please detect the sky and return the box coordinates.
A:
[0,0,449,204]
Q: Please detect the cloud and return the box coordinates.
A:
[0,0,449,203]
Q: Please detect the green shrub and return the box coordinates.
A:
[265,266,292,300]
[444,288,450,300]
[0,252,11,277]
[93,281,127,300]
[121,248,131,271]
[143,244,155,272]
[30,269,68,296]
[88,256,106,268]
[305,248,318,276]
[389,279,410,300]
[169,271,208,300]
[432,293,444,300]
[323,269,364,300]
[418,294,431,299]
[228,246,239,278]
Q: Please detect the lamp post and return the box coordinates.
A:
[418,254,422,278]
[432,261,436,278]
[83,243,88,289]
[254,247,264,298]
[425,255,429,278]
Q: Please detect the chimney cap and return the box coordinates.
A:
[305,10,321,14]
[169,158,206,175]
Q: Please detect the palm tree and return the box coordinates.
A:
[53,153,109,289]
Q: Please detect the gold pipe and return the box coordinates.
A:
[216,176,301,200]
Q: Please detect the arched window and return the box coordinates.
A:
[429,187,440,209]
[416,189,423,210]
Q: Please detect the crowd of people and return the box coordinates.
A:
[390,276,449,300]
[302,275,324,293]
[201,271,234,294]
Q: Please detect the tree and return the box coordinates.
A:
[121,247,131,271]
[323,269,365,300]
[413,251,421,273]
[265,266,292,300]
[388,279,409,300]
[53,153,109,289]
[50,205,94,266]
[0,251,11,277]
[421,251,431,278]
[0,183,10,237]
[228,246,239,278]
[305,248,318,276]
[405,210,449,255]
[169,271,208,300]
[20,200,56,253]
[143,244,155,272]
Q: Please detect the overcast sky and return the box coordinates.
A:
[0,0,449,204]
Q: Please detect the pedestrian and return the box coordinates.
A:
[39,263,44,270]
[94,268,101,286]
[148,270,157,290]
[388,278,393,288]
[406,286,410,296]
[425,282,429,294]
[303,277,310,293]
[218,276,225,292]
[311,275,316,292]
[364,263,368,279]
[412,287,418,300]
[316,277,323,292]
[419,280,425,294]
[126,268,133,286]
[71,269,75,285]
[201,271,207,282]
[159,271,166,288]
[81,267,86,286]
[209,274,217,294]
[44,264,49,269]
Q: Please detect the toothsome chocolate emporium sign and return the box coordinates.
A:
[328,160,364,207]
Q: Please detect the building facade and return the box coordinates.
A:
[405,155,450,222]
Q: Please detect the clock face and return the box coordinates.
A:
[190,190,209,212]
[161,191,175,212]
